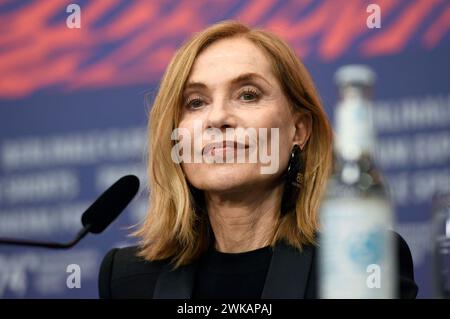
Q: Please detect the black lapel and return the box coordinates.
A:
[153,262,198,299]
[261,242,315,299]
[152,242,315,299]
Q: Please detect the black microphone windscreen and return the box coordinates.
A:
[81,175,140,234]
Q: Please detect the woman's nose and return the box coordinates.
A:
[205,97,236,129]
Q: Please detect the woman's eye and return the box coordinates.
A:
[239,89,260,102]
[186,98,204,109]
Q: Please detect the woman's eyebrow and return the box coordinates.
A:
[184,82,207,92]
[229,72,271,87]
[184,72,271,92]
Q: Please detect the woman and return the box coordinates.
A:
[98,21,418,299]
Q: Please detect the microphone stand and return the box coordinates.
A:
[0,224,92,249]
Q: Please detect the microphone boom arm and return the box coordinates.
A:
[0,225,91,249]
[0,174,139,250]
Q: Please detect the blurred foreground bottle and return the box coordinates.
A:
[319,65,396,298]
[431,192,450,298]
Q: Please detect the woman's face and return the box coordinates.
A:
[178,37,309,195]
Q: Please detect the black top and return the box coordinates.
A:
[98,231,418,299]
[192,245,273,299]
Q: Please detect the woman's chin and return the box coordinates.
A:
[193,164,258,193]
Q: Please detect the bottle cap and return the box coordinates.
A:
[334,64,376,87]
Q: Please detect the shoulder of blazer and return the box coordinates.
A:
[393,231,419,298]
[97,231,418,299]
[98,245,168,299]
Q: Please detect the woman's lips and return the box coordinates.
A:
[202,140,248,156]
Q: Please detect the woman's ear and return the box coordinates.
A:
[293,110,312,150]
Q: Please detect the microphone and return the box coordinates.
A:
[0,175,140,249]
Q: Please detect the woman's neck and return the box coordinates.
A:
[205,184,283,253]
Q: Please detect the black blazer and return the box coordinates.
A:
[98,232,418,299]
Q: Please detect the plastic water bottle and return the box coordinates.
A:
[431,192,450,298]
[319,65,396,298]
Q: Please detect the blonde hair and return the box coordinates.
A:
[134,21,333,267]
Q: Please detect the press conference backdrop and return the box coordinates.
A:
[0,0,449,298]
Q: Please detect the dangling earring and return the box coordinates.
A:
[281,144,304,215]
